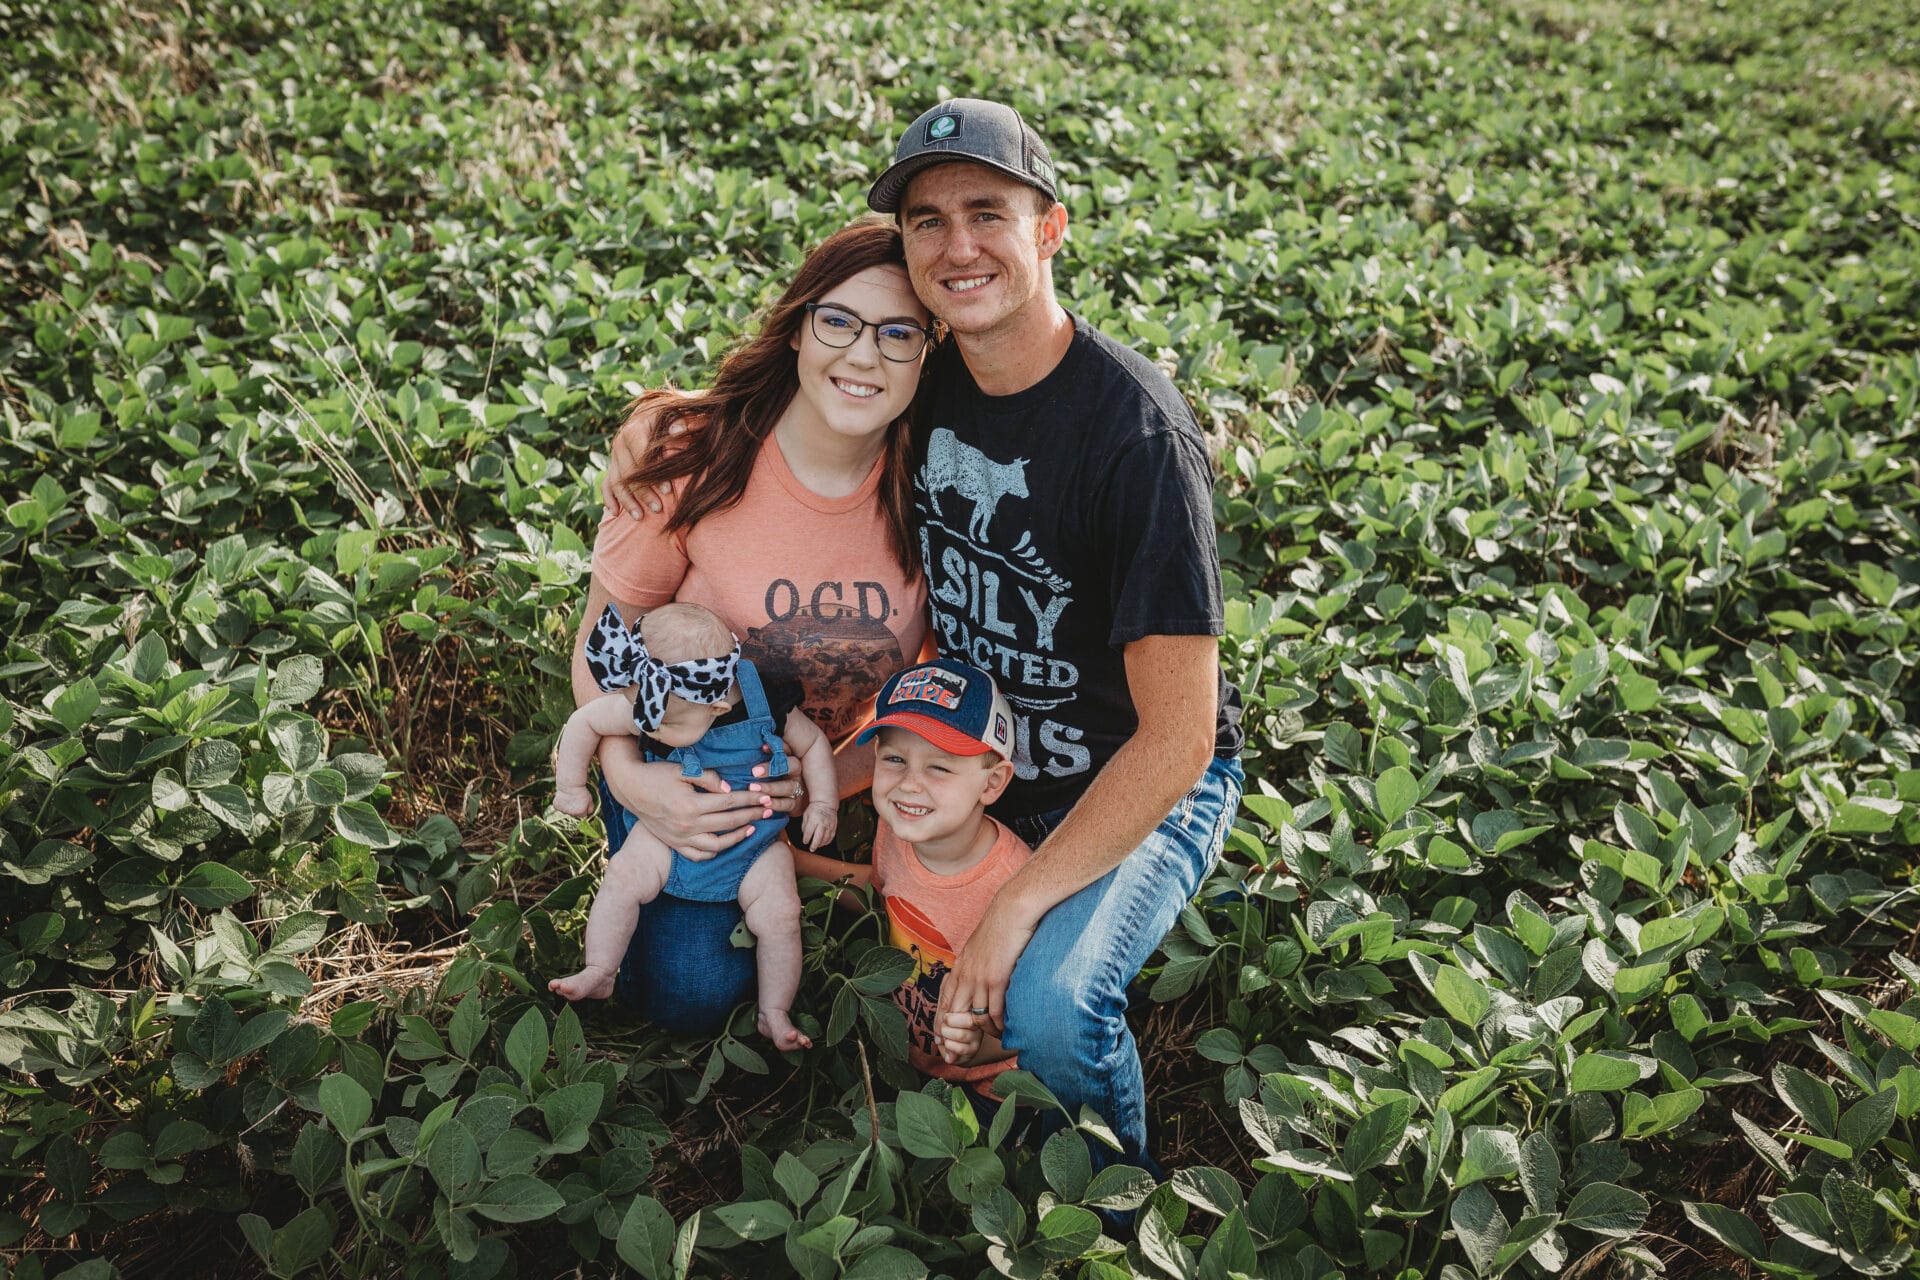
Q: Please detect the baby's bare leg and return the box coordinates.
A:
[737,840,810,1050]
[549,827,671,1001]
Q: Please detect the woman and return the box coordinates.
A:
[575,219,934,1033]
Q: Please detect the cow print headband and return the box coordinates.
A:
[582,603,739,734]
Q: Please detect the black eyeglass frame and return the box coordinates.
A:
[802,302,934,363]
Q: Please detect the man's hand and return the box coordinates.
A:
[934,892,1042,1038]
[601,419,683,519]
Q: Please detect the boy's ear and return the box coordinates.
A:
[979,759,1015,807]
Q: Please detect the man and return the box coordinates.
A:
[867,98,1245,1170]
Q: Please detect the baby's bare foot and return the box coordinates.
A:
[553,786,596,817]
[548,966,616,1001]
[756,1008,812,1051]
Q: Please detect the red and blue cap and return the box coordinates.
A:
[854,658,1015,762]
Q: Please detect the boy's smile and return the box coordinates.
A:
[871,726,1013,868]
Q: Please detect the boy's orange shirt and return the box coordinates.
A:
[593,432,929,745]
[870,817,1031,1089]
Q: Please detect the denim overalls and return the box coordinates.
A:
[650,658,792,902]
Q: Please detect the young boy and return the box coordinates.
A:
[548,601,839,1050]
[832,659,1032,1089]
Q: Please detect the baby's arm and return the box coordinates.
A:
[781,708,842,851]
[554,690,641,816]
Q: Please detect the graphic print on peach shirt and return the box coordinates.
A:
[871,818,1031,1088]
[593,433,930,742]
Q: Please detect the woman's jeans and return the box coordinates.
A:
[600,778,753,1033]
[1000,754,1245,1171]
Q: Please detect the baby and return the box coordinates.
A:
[821,659,1031,1088]
[548,601,838,1050]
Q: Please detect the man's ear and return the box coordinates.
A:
[1035,201,1069,262]
[980,759,1016,806]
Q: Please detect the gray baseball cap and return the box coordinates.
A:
[867,98,1058,214]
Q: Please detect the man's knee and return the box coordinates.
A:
[1004,969,1122,1075]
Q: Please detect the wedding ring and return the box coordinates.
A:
[969,1006,989,1016]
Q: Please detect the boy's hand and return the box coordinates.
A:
[801,801,838,851]
[937,1010,985,1066]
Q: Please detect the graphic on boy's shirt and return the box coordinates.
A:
[882,892,956,1061]
[743,578,905,739]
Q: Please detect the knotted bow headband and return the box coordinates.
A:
[581,603,740,733]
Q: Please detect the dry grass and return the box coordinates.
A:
[296,921,464,1025]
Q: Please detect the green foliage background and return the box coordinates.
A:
[2,0,1918,1276]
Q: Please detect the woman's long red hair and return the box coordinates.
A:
[616,218,928,575]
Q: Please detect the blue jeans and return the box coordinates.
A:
[600,778,753,1034]
[999,754,1244,1169]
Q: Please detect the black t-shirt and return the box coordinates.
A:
[639,671,805,760]
[915,313,1245,820]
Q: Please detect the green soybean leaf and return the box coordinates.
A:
[1683,1202,1766,1261]
[1433,966,1491,1028]
[1775,1064,1840,1137]
[468,1173,565,1223]
[316,1073,371,1138]
[1570,1053,1644,1093]
[504,1007,549,1086]
[894,1090,961,1160]
[1376,766,1417,823]
[1562,1182,1649,1238]
[616,1196,676,1279]
[1342,1097,1413,1174]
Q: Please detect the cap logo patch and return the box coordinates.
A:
[890,666,966,710]
[927,114,958,142]
[993,713,1009,746]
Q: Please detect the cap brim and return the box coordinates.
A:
[867,152,1054,213]
[855,712,999,758]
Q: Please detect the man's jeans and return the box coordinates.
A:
[600,779,754,1033]
[999,754,1245,1169]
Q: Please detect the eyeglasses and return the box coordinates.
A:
[803,303,932,362]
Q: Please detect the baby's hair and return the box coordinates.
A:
[640,602,736,665]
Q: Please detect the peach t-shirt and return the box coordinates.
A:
[593,433,929,745]
[871,817,1032,1090]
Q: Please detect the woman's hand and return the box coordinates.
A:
[601,750,774,857]
[747,754,805,815]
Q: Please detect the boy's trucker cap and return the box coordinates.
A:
[853,659,1015,762]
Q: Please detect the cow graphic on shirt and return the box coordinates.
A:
[923,428,1029,542]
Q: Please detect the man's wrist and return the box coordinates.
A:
[993,870,1055,926]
